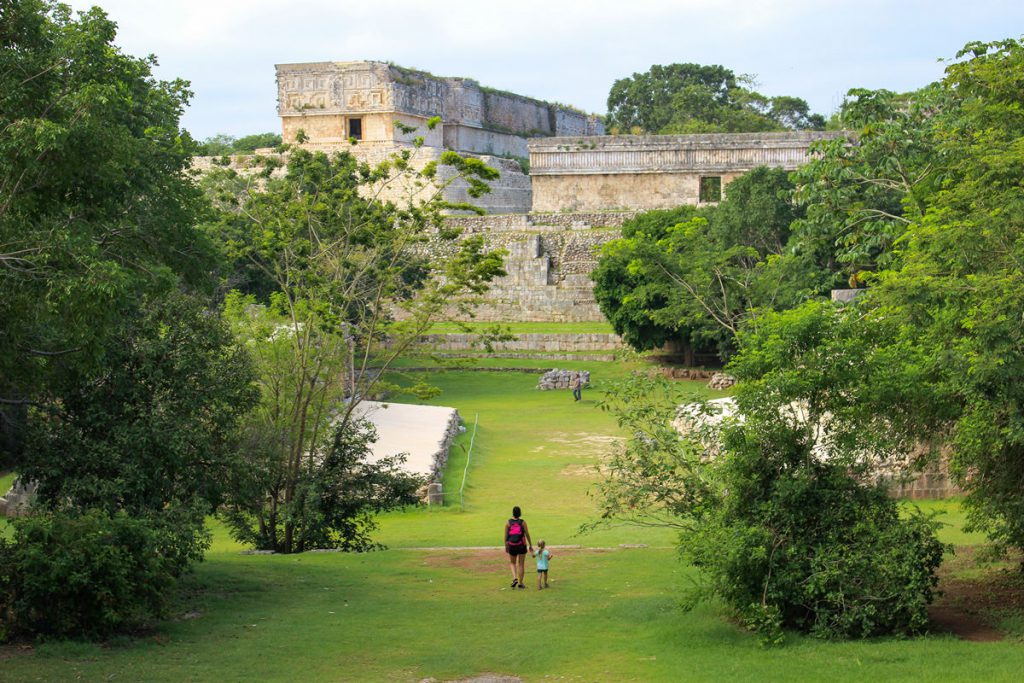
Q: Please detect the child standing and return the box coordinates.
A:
[532,540,553,589]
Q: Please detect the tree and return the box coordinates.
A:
[0,0,215,460]
[867,38,1024,556]
[196,132,283,156]
[593,312,946,642]
[605,63,824,134]
[19,292,257,518]
[209,147,505,553]
[718,38,1024,561]
[592,168,822,358]
[789,86,945,285]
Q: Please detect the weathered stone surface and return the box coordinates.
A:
[831,288,865,303]
[660,367,718,380]
[419,333,625,353]
[276,61,602,152]
[537,369,590,391]
[353,401,461,499]
[707,373,737,390]
[529,132,846,212]
[0,478,36,518]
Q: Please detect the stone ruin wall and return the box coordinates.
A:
[276,61,602,158]
[434,213,636,322]
[529,132,846,212]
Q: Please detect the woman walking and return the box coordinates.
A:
[504,505,533,589]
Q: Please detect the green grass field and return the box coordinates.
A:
[3,362,1023,682]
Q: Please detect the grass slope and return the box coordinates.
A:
[3,362,1022,682]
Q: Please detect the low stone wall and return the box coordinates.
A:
[420,332,624,352]
[443,211,637,233]
[880,449,962,500]
[432,410,463,482]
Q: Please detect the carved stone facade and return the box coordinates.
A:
[276,61,602,158]
[274,61,603,214]
[528,132,846,212]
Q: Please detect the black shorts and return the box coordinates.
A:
[506,543,527,556]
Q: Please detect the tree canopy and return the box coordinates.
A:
[592,167,824,358]
[205,147,505,553]
[605,63,825,134]
[0,0,215,460]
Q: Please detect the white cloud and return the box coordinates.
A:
[62,0,1024,138]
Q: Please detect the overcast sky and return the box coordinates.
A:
[65,0,1024,140]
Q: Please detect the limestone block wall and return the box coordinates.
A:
[419,333,624,352]
[435,212,635,322]
[444,125,528,158]
[531,172,745,212]
[529,132,845,212]
[276,61,602,159]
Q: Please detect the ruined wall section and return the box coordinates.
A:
[529,132,845,212]
[435,213,635,322]
[276,61,603,158]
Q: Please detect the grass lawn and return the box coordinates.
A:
[3,361,1023,682]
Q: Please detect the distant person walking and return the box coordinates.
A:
[505,505,533,589]
[571,373,582,402]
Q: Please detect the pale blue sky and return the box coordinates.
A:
[65,0,1024,140]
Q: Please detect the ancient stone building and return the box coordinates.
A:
[198,63,852,324]
[274,61,603,213]
[528,131,845,212]
[277,61,603,156]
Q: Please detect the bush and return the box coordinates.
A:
[0,509,208,640]
[682,420,947,641]
[221,420,423,553]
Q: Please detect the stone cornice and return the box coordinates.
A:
[528,132,848,175]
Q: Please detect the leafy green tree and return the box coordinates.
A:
[724,39,1024,560]
[592,168,821,358]
[593,311,946,642]
[868,38,1024,556]
[606,63,824,134]
[209,148,505,553]
[20,293,257,518]
[0,0,215,458]
[789,86,945,285]
[196,132,283,156]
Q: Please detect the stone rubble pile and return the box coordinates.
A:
[707,373,737,390]
[537,369,590,391]
[0,478,37,518]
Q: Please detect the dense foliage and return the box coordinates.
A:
[596,342,946,643]
[197,132,283,156]
[0,0,215,446]
[0,1,259,639]
[207,147,505,553]
[20,293,256,516]
[592,168,823,357]
[606,63,825,134]
[0,510,205,639]
[222,419,422,552]
[762,39,1024,557]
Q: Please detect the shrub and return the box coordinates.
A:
[0,509,208,640]
[682,420,947,641]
